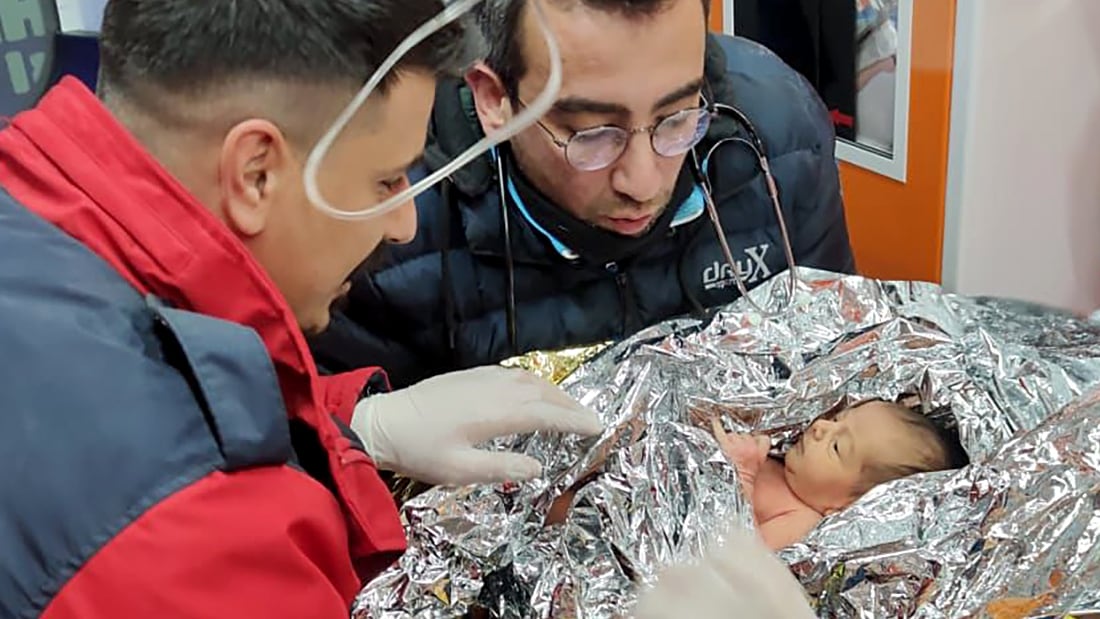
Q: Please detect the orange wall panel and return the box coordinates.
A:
[708,0,958,283]
[708,0,723,32]
[838,0,956,283]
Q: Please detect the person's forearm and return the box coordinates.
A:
[735,466,759,501]
[857,55,896,90]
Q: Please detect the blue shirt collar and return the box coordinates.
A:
[504,172,707,261]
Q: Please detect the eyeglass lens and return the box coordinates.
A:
[564,108,713,171]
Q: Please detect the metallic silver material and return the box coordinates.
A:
[356,269,1100,618]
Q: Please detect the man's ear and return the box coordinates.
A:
[465,62,515,134]
[218,119,289,238]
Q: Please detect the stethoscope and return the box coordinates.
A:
[493,101,800,354]
[689,102,799,318]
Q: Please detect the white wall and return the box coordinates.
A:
[54,0,105,32]
[942,0,1100,314]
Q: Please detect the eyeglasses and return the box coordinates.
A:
[521,100,714,172]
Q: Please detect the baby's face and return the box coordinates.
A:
[783,401,920,514]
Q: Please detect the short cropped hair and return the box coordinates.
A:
[475,0,710,98]
[98,0,482,114]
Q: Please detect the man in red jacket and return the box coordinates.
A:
[0,1,602,617]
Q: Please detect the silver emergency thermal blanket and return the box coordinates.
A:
[355,268,1100,619]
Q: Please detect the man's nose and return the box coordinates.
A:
[608,134,663,204]
[383,194,418,245]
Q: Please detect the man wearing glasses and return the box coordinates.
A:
[311,0,857,389]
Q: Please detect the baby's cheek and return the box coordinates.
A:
[841,477,872,503]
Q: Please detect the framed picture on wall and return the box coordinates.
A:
[725,0,913,182]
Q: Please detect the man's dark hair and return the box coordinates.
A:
[476,0,710,98]
[98,0,482,119]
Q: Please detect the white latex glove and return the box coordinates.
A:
[634,526,816,619]
[350,366,603,486]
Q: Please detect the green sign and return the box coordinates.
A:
[1,0,59,117]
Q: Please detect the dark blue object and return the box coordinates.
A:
[51,30,99,92]
[0,186,294,617]
[733,0,857,140]
[309,34,858,389]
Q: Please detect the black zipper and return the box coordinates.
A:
[606,261,638,336]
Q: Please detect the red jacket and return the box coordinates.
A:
[0,78,405,617]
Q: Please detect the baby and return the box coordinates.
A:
[712,399,969,550]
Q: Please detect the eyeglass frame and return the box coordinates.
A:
[516,96,716,172]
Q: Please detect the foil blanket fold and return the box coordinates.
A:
[356,268,1100,618]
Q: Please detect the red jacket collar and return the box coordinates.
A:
[1,78,318,411]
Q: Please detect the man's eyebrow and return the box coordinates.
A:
[652,77,707,112]
[551,97,629,117]
[549,76,707,117]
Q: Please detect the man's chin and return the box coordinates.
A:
[298,303,337,336]
[304,285,355,333]
[332,283,352,312]
[299,315,330,336]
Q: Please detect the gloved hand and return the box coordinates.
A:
[350,366,604,486]
[634,526,816,619]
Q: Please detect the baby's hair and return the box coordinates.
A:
[854,400,970,493]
